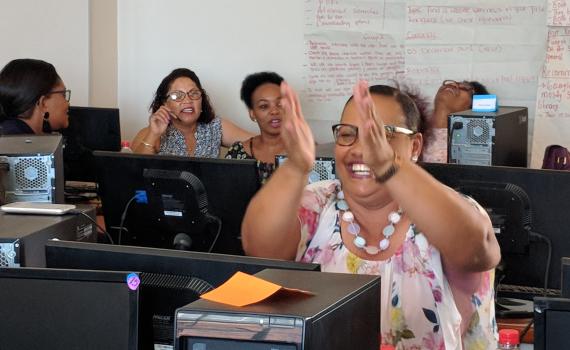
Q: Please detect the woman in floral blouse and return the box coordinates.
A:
[225,72,286,184]
[242,81,500,349]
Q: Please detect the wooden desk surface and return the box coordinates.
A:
[498,318,533,344]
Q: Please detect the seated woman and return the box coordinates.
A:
[242,81,500,349]
[225,72,285,184]
[0,58,71,135]
[423,79,490,163]
[132,68,253,157]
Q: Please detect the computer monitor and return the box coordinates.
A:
[45,240,320,350]
[0,267,139,350]
[423,163,570,298]
[61,106,121,182]
[94,151,260,255]
[534,297,570,350]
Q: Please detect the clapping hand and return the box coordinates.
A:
[279,81,315,175]
[352,80,395,176]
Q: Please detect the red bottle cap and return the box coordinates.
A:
[499,329,520,345]
[121,140,131,148]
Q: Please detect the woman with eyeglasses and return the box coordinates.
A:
[225,71,286,184]
[423,79,490,163]
[132,68,253,156]
[0,58,71,135]
[241,81,500,349]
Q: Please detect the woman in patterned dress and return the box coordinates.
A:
[225,72,286,184]
[241,80,501,349]
[132,68,252,157]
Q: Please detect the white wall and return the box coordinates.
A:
[118,0,306,141]
[0,0,90,106]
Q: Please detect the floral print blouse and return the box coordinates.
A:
[158,117,222,157]
[295,180,497,350]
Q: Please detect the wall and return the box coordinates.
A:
[89,0,118,108]
[0,0,90,106]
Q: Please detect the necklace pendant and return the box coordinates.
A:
[347,222,360,236]
[379,238,390,251]
[353,236,366,248]
[364,245,380,255]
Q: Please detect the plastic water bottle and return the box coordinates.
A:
[497,329,520,349]
[120,140,133,153]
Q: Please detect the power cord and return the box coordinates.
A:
[206,214,222,253]
[69,209,114,244]
[517,230,552,341]
[117,190,148,245]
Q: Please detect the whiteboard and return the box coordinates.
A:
[118,0,551,165]
[0,0,90,107]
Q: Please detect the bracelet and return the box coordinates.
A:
[375,152,401,183]
[141,140,156,152]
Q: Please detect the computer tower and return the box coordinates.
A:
[0,205,96,267]
[175,269,380,350]
[447,107,528,167]
[275,155,336,184]
[0,134,64,203]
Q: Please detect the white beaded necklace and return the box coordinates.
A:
[336,189,403,255]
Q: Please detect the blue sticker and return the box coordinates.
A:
[126,273,140,291]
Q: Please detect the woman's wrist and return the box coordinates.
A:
[374,152,401,183]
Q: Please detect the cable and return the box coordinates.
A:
[514,230,552,341]
[529,230,552,297]
[118,195,137,245]
[206,214,222,253]
[69,210,114,245]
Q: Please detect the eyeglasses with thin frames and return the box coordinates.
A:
[47,89,71,102]
[442,80,474,94]
[332,123,416,146]
[166,89,202,102]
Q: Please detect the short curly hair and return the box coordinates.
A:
[149,68,215,123]
[240,71,284,109]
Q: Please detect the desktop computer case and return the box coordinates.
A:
[0,134,64,203]
[0,205,96,267]
[175,269,380,350]
[447,106,528,167]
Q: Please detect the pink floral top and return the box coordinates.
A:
[295,180,497,350]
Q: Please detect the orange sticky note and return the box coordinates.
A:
[200,271,308,307]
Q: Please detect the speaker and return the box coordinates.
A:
[0,135,64,203]
[275,155,336,183]
[448,106,528,167]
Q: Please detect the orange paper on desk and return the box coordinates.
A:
[200,271,313,307]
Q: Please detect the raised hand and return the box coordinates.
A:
[279,81,315,174]
[148,106,175,137]
[352,80,395,175]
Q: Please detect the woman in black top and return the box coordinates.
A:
[0,59,70,135]
[226,72,286,184]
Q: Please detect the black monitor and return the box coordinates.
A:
[61,106,121,182]
[94,151,260,255]
[423,163,570,298]
[0,267,139,350]
[45,240,320,350]
[534,297,570,350]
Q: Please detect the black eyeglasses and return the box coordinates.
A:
[47,89,71,102]
[442,80,474,94]
[166,89,202,102]
[332,123,416,146]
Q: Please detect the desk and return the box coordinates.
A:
[498,318,533,344]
